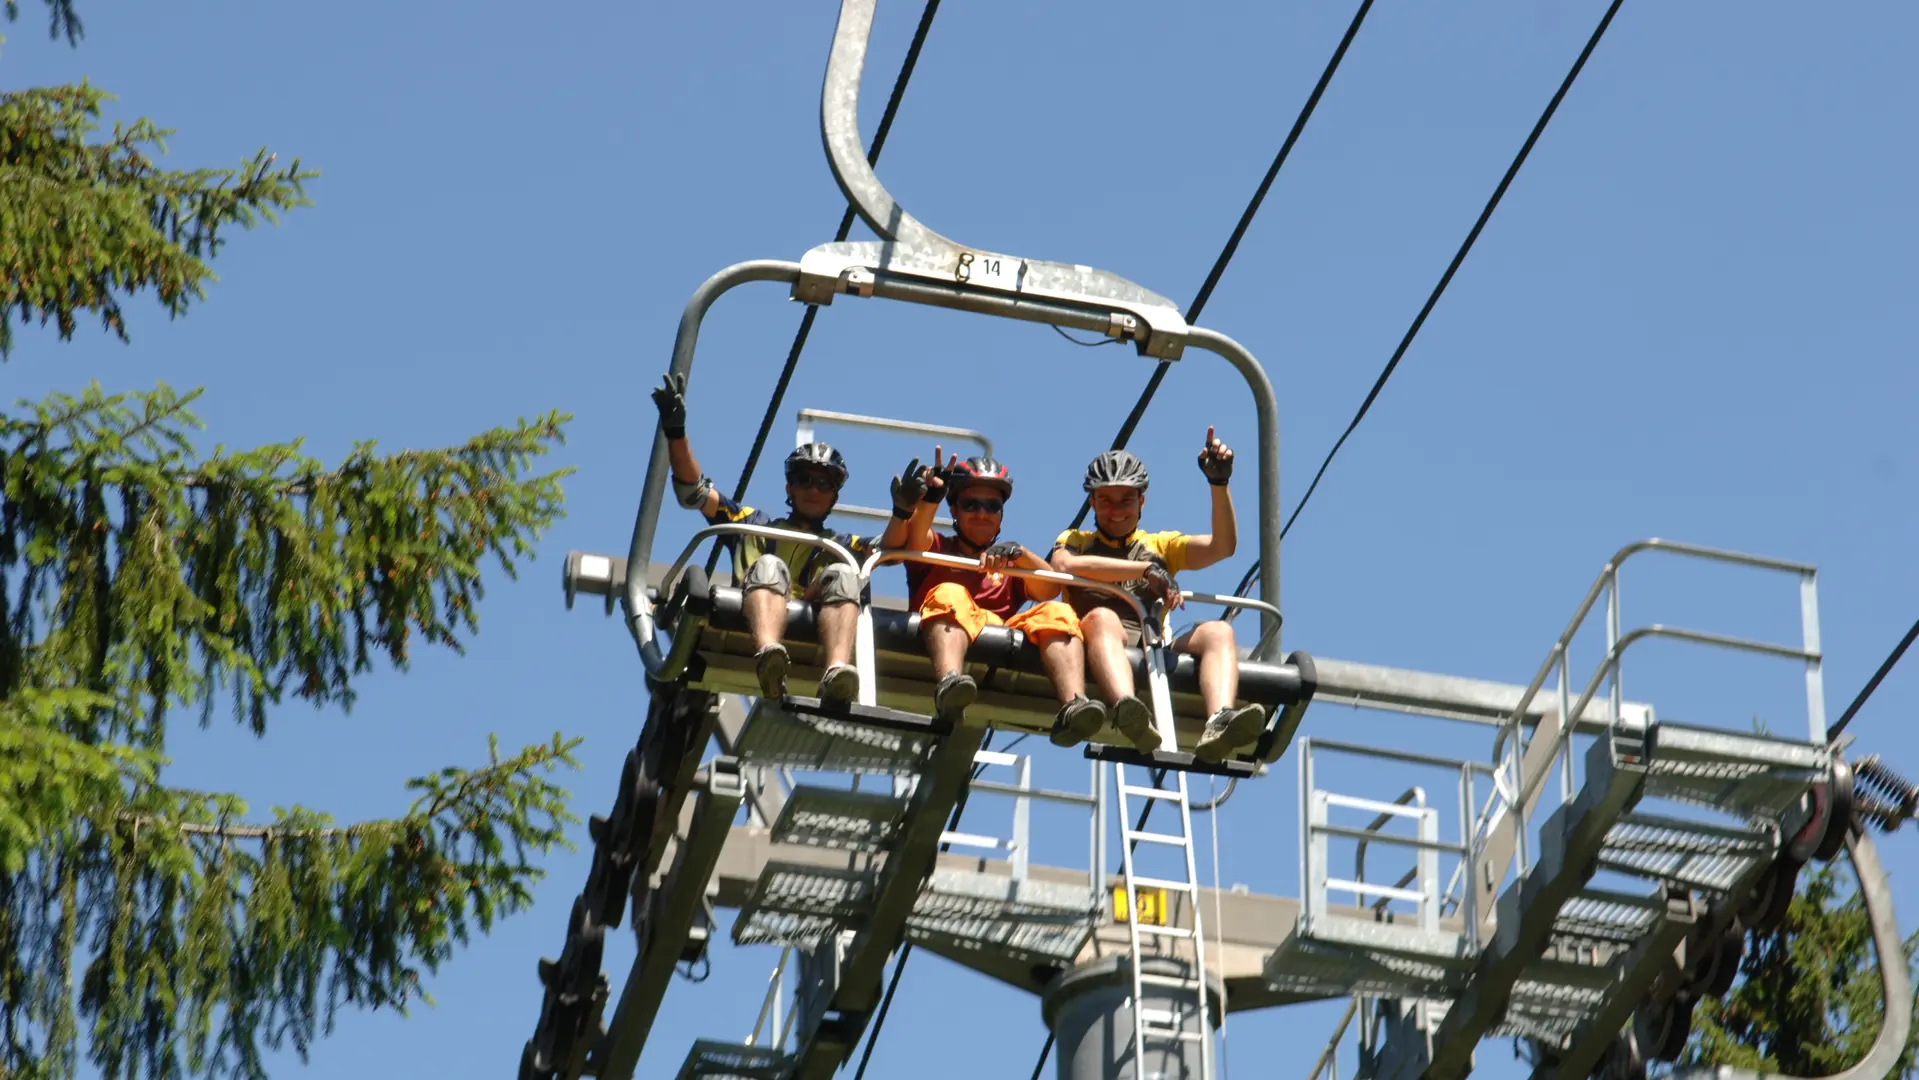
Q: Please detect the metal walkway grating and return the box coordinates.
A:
[734,700,933,776]
[771,786,909,854]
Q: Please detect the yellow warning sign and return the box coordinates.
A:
[1112,885,1169,926]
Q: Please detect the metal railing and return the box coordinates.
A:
[1298,736,1496,942]
[1495,538,1824,873]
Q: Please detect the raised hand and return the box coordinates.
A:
[651,372,688,438]
[890,456,927,516]
[1197,425,1233,486]
[922,444,959,503]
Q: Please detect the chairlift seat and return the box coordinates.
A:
[666,581,1316,762]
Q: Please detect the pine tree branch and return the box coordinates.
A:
[0,83,313,356]
[2,382,575,746]
[2,0,82,45]
[2,734,582,1079]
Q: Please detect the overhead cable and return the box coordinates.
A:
[1230,0,1625,604]
[1066,0,1376,531]
[1826,614,1919,743]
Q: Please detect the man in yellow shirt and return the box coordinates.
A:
[1049,430,1265,762]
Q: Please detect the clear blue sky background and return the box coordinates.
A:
[8,0,1918,1076]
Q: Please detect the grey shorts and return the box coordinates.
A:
[742,553,861,605]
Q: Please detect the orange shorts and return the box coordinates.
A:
[920,581,1082,644]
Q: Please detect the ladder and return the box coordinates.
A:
[1115,761,1216,1080]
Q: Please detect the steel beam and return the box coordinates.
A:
[784,724,986,1078]
[590,759,746,1080]
[1419,739,1647,1080]
[1310,657,1652,733]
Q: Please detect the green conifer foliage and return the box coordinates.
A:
[1686,864,1919,1077]
[3,3,585,1076]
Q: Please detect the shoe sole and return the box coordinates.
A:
[756,649,789,699]
[1193,706,1266,763]
[1051,702,1107,747]
[1111,698,1161,754]
[818,666,859,704]
[936,678,978,720]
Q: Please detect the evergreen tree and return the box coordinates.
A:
[1686,864,1919,1078]
[3,4,582,1077]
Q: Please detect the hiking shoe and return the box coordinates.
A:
[1049,695,1108,748]
[933,673,978,722]
[1110,695,1161,754]
[754,644,789,700]
[818,663,860,706]
[1193,703,1267,763]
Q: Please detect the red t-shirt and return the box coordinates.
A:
[905,532,1027,618]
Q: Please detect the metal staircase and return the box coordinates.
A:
[678,693,1102,1078]
[1268,539,1835,1080]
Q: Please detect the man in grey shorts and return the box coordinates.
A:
[651,373,913,704]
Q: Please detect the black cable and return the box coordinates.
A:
[1229,0,1626,600]
[1028,1034,1055,1080]
[704,0,943,574]
[1064,0,1376,532]
[1052,324,1121,348]
[1827,614,1919,743]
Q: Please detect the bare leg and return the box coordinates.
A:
[1080,607,1135,702]
[745,588,788,651]
[922,616,970,680]
[1036,634,1086,705]
[817,599,859,669]
[1176,621,1239,715]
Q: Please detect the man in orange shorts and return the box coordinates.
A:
[894,452,1107,742]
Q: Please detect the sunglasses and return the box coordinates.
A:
[790,472,841,493]
[955,497,1004,514]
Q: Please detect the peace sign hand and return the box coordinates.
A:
[922,444,959,504]
[890,457,927,515]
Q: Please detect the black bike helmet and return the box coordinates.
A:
[1083,449,1149,493]
[785,442,848,487]
[945,456,1013,504]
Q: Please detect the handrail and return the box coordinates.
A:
[1353,787,1427,892]
[1511,623,1822,831]
[794,408,994,458]
[859,547,1160,645]
[1494,537,1825,870]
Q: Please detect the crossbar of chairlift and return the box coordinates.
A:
[857,548,1158,637]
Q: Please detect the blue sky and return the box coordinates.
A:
[8,0,1918,1077]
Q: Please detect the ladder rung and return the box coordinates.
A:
[1123,829,1190,846]
[1132,922,1193,939]
[1120,784,1186,802]
[1125,875,1197,893]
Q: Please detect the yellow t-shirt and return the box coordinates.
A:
[1050,527,1191,631]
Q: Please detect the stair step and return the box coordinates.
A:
[771,786,909,854]
[1641,723,1827,819]
[675,1039,789,1080]
[735,697,936,776]
[733,862,875,948]
[1123,829,1190,847]
[1600,812,1777,894]
[734,861,1101,961]
[1119,784,1187,803]
[1125,875,1198,894]
[1551,888,1666,945]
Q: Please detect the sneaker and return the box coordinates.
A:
[1110,695,1161,754]
[933,673,978,722]
[1049,695,1108,748]
[1193,704,1267,763]
[818,663,860,706]
[754,644,789,700]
